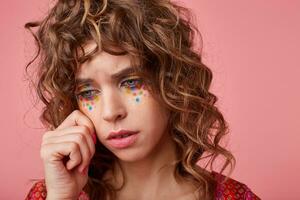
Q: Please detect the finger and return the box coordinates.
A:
[57,110,95,136]
[42,133,92,172]
[40,142,82,171]
[50,109,97,152]
[42,126,96,157]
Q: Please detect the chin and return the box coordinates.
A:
[112,147,149,163]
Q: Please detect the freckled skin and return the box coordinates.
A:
[77,85,100,111]
[76,80,148,112]
[75,48,171,171]
[123,81,148,104]
[79,95,100,111]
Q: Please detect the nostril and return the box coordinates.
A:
[102,108,127,122]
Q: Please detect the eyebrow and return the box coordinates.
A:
[75,66,138,87]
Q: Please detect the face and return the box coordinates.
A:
[75,42,171,162]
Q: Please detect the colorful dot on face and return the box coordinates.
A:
[77,87,100,112]
[122,81,148,104]
[94,96,100,101]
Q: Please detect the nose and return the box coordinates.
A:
[101,89,127,123]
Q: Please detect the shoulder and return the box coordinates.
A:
[211,171,261,200]
[24,179,89,200]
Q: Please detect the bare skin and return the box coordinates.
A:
[103,132,200,200]
[75,43,202,199]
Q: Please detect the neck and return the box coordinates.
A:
[116,131,178,185]
[106,132,195,199]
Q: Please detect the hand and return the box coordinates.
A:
[40,110,96,200]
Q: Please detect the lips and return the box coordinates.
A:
[107,130,139,140]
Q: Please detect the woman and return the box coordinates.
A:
[24,0,260,199]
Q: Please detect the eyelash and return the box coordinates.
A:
[121,78,142,88]
[76,78,143,100]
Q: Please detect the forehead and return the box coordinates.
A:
[76,41,140,79]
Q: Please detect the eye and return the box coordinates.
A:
[76,90,100,100]
[121,78,143,89]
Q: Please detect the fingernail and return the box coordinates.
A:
[92,133,97,144]
[80,166,88,175]
[83,167,89,175]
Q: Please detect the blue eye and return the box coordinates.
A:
[121,78,142,89]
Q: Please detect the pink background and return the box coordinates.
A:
[1,0,299,199]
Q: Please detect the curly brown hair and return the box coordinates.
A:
[25,0,235,199]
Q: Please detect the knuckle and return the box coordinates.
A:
[72,110,81,117]
[39,144,49,160]
[42,131,51,141]
[40,140,45,147]
[80,126,89,134]
[69,142,79,152]
[74,134,85,143]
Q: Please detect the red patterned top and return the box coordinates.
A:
[25,172,260,200]
[211,171,260,200]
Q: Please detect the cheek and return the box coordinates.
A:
[78,95,100,112]
[77,84,150,113]
[123,84,149,104]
